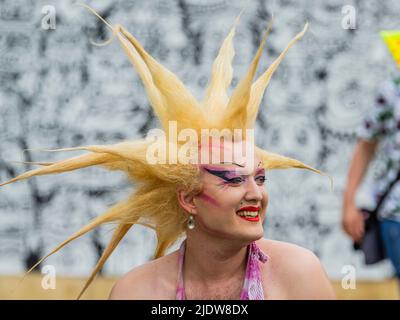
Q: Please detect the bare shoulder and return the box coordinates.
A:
[108,250,179,300]
[256,238,320,263]
[256,238,336,300]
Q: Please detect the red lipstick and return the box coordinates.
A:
[236,206,261,222]
[236,206,260,212]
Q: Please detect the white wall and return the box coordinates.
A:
[0,0,398,280]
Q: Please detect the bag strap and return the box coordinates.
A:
[374,169,400,214]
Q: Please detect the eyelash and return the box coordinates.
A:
[226,176,266,185]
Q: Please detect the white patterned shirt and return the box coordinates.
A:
[357,77,400,221]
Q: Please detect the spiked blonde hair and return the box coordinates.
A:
[0,4,329,299]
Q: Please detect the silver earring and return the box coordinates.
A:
[187,214,195,230]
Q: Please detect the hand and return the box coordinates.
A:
[342,203,365,243]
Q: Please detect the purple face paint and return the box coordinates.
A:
[255,168,265,176]
[198,192,220,207]
[203,167,244,181]
[200,162,266,186]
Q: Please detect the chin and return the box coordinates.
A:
[237,225,264,243]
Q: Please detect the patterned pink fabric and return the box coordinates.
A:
[176,240,269,300]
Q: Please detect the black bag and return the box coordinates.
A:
[353,208,385,264]
[353,170,400,265]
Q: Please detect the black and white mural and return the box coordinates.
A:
[0,0,399,280]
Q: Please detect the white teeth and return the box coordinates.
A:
[236,211,259,217]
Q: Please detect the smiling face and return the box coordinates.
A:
[190,139,268,243]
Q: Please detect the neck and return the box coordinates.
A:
[183,231,249,285]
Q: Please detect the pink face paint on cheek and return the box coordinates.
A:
[199,192,220,207]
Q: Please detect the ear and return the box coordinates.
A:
[176,188,197,216]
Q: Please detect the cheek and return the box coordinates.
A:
[262,190,269,207]
[198,192,220,207]
[196,187,242,212]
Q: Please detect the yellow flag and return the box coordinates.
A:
[380,30,400,67]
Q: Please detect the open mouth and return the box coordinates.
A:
[236,207,260,222]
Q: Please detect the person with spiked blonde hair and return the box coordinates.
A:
[0,5,335,300]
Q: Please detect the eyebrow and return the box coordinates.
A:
[219,162,245,167]
[219,161,262,168]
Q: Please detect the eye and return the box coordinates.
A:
[256,176,266,185]
[226,177,244,184]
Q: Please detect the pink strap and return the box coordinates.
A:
[240,241,269,300]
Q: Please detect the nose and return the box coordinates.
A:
[243,176,263,203]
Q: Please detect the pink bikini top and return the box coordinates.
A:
[176,240,269,300]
